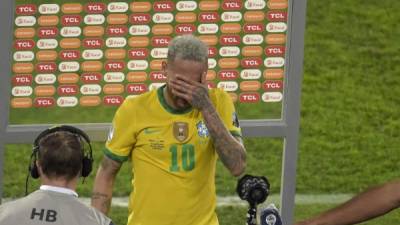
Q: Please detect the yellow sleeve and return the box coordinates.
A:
[104,100,137,162]
[215,89,242,137]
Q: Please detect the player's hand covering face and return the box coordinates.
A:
[166,58,209,110]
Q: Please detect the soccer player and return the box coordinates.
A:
[295,180,400,225]
[0,125,113,225]
[91,35,247,225]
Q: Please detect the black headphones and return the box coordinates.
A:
[29,125,93,179]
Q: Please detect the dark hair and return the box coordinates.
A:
[37,131,83,181]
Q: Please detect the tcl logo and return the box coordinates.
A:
[85,3,106,13]
[208,47,217,57]
[263,80,283,90]
[198,12,219,22]
[153,1,174,12]
[243,23,264,33]
[14,40,35,50]
[12,74,33,85]
[267,11,287,22]
[222,0,243,10]
[129,49,149,59]
[62,15,82,26]
[16,4,37,15]
[36,62,57,73]
[60,50,80,60]
[107,26,128,36]
[37,27,58,38]
[175,24,195,34]
[105,61,125,71]
[81,73,102,84]
[151,36,171,47]
[57,85,78,95]
[220,35,241,45]
[34,97,55,107]
[241,58,262,68]
[150,71,167,81]
[265,46,285,56]
[130,13,151,24]
[83,38,104,48]
[103,96,123,106]
[239,93,260,103]
[126,83,147,94]
[218,70,238,80]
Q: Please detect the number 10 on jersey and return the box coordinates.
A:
[169,144,195,172]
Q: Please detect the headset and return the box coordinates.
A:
[26,125,93,194]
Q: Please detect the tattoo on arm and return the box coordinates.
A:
[191,86,210,109]
[202,107,246,176]
[91,192,112,213]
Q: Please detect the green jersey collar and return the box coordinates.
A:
[157,85,193,114]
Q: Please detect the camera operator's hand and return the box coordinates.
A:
[169,74,211,110]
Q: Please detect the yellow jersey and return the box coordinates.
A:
[105,85,242,225]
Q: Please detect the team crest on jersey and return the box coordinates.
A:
[196,121,209,138]
[173,122,188,142]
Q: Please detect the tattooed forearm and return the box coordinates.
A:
[191,86,211,109]
[202,105,246,176]
[91,192,112,214]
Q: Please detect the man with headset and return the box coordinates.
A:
[0,125,114,225]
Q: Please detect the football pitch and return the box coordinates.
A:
[3,0,400,224]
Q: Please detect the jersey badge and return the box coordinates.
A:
[173,122,188,142]
[196,121,209,138]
